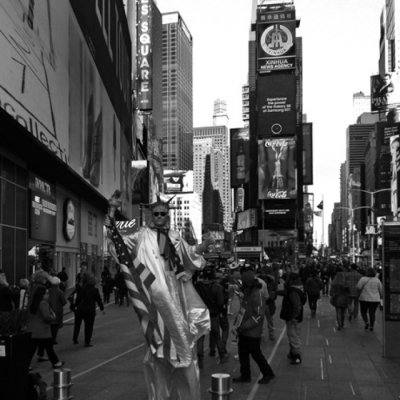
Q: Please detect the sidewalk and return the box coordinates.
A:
[199,295,400,400]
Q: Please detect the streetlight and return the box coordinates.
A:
[351,188,391,267]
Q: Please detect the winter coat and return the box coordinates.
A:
[305,276,323,298]
[27,299,56,339]
[74,284,104,315]
[357,277,382,302]
[280,285,305,322]
[330,282,350,308]
[237,280,265,338]
[48,286,67,326]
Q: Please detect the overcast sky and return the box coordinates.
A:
[155,0,384,244]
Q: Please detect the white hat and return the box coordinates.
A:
[49,276,61,285]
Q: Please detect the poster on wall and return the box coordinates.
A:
[258,137,297,200]
[257,74,296,138]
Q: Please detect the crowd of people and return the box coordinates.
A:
[0,251,384,390]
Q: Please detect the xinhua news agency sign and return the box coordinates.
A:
[256,10,296,73]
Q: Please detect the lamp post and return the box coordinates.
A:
[351,188,391,267]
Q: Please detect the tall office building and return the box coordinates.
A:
[161,12,193,170]
[193,104,232,230]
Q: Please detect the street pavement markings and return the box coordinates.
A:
[349,382,356,396]
[246,324,287,400]
[320,358,325,380]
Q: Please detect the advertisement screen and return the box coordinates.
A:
[164,170,193,193]
[371,73,400,112]
[230,128,250,187]
[258,138,297,200]
[262,200,296,230]
[257,74,296,137]
[256,12,296,73]
[302,123,313,185]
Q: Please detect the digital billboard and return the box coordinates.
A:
[230,127,250,187]
[262,199,296,230]
[256,10,296,73]
[0,1,132,207]
[371,73,400,112]
[258,138,297,200]
[302,123,313,185]
[164,170,193,193]
[257,74,296,138]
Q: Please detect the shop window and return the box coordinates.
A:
[2,226,15,282]
[16,186,27,228]
[15,229,27,282]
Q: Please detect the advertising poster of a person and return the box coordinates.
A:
[258,138,297,199]
[371,73,400,111]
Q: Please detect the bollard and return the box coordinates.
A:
[208,373,233,400]
[52,368,73,400]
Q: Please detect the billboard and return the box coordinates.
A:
[302,123,313,185]
[258,138,297,199]
[262,199,296,230]
[0,1,132,208]
[237,209,257,230]
[371,73,400,112]
[164,170,193,193]
[137,0,153,110]
[256,10,296,73]
[257,74,296,137]
[230,127,250,187]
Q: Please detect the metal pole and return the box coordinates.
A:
[351,209,355,263]
[370,192,374,268]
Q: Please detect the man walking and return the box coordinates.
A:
[232,266,275,384]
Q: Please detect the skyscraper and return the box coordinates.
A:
[161,12,193,170]
[193,102,232,231]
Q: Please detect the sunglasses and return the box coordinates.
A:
[153,212,168,217]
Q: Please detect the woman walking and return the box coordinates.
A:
[357,267,382,332]
[27,286,64,369]
[330,270,350,330]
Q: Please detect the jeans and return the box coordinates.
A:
[30,337,59,365]
[286,319,301,356]
[73,311,96,345]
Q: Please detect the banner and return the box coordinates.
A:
[302,123,313,185]
[258,138,297,199]
[256,10,296,73]
[257,74,296,137]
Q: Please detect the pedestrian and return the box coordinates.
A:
[232,266,275,384]
[105,192,213,400]
[260,266,277,341]
[280,272,306,365]
[195,268,229,368]
[76,262,88,287]
[320,264,330,295]
[27,285,64,369]
[114,266,129,306]
[48,277,67,344]
[72,273,105,346]
[330,269,350,330]
[345,263,362,320]
[356,267,382,332]
[0,270,14,312]
[304,269,323,317]
[101,266,114,304]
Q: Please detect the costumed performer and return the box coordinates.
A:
[105,191,214,400]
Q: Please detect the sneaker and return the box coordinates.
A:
[52,361,65,369]
[258,374,275,384]
[290,356,302,365]
[287,352,295,360]
[232,376,251,383]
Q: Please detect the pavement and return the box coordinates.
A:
[33,293,400,400]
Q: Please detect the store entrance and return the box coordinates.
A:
[28,241,55,276]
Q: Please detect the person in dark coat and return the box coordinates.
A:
[72,273,105,346]
[232,267,275,384]
[101,266,114,304]
[330,270,350,331]
[280,272,306,365]
[48,277,67,344]
[304,269,323,317]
